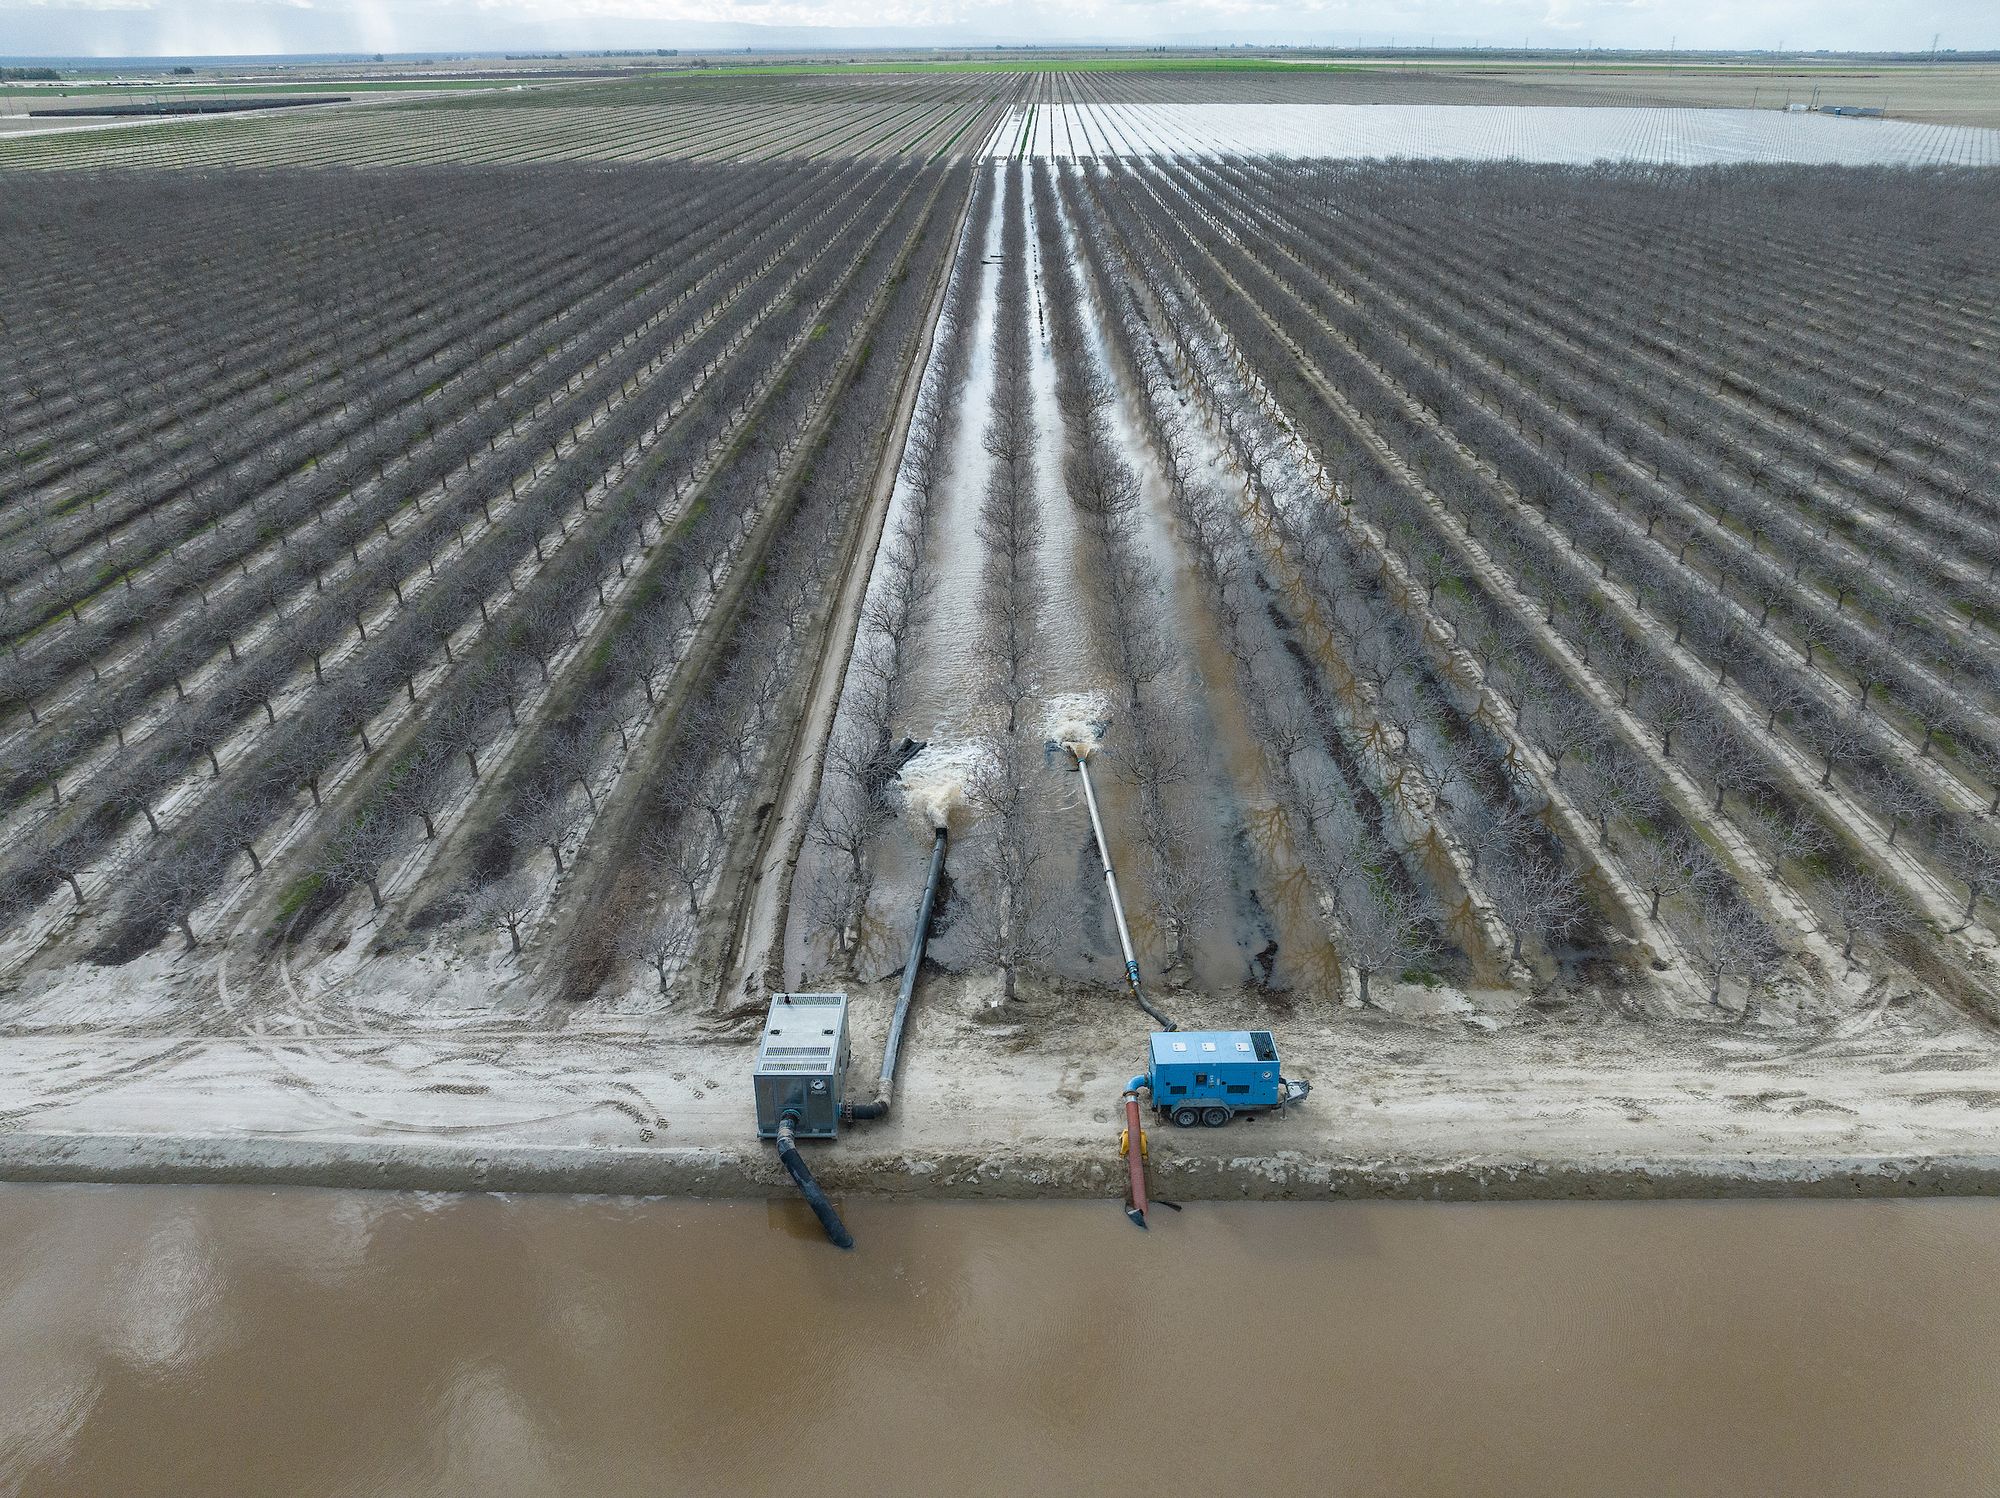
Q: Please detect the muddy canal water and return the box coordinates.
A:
[5,1187,1999,1496]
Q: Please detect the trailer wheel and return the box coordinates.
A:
[1172,1106,1201,1128]
[1201,1107,1230,1128]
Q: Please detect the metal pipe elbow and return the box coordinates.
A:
[845,1092,890,1122]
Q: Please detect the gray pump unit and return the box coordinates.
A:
[751,826,946,1251]
[754,992,849,1139]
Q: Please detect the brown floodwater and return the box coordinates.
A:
[4,1187,1999,1497]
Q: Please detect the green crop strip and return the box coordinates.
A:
[0,79,517,99]
[274,872,324,920]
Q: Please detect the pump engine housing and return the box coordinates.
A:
[754,992,849,1139]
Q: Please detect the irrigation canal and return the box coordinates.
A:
[5,1185,1999,1495]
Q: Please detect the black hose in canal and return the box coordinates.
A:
[776,1115,853,1249]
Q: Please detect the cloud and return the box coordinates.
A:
[2,0,1995,56]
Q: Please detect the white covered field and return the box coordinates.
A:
[988,103,2000,166]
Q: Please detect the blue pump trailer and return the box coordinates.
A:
[1129,1029,1310,1128]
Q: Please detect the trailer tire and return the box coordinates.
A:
[1201,1107,1230,1127]
[1171,1106,1201,1128]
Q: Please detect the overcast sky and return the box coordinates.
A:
[4,0,1997,59]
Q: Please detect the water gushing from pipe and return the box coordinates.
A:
[897,739,993,834]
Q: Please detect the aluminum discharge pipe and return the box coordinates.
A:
[1067,745,1177,1032]
[847,827,947,1122]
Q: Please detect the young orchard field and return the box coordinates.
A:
[2,149,1998,1037]
[0,159,970,1015]
[0,72,1027,172]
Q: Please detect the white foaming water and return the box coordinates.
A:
[898,740,996,832]
[1043,689,1112,756]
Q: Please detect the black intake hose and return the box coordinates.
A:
[776,1114,853,1249]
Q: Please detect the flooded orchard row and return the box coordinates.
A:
[8,1185,2000,1497]
[788,158,1573,1014]
[787,161,1346,1004]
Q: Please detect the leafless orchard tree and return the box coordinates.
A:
[1823,875,1908,965]
[1335,870,1432,1006]
[1755,801,1830,880]
[507,785,584,874]
[641,800,720,920]
[391,744,460,843]
[1942,827,2000,931]
[1568,748,1657,848]
[475,874,536,957]
[1486,856,1584,967]
[623,906,695,995]
[1621,830,1717,923]
[1683,895,1781,1009]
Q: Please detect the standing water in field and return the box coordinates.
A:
[1021,184,1101,698]
[993,103,2000,167]
[905,190,1005,744]
[1041,173,1312,994]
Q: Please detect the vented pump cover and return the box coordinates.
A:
[754,992,849,1139]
